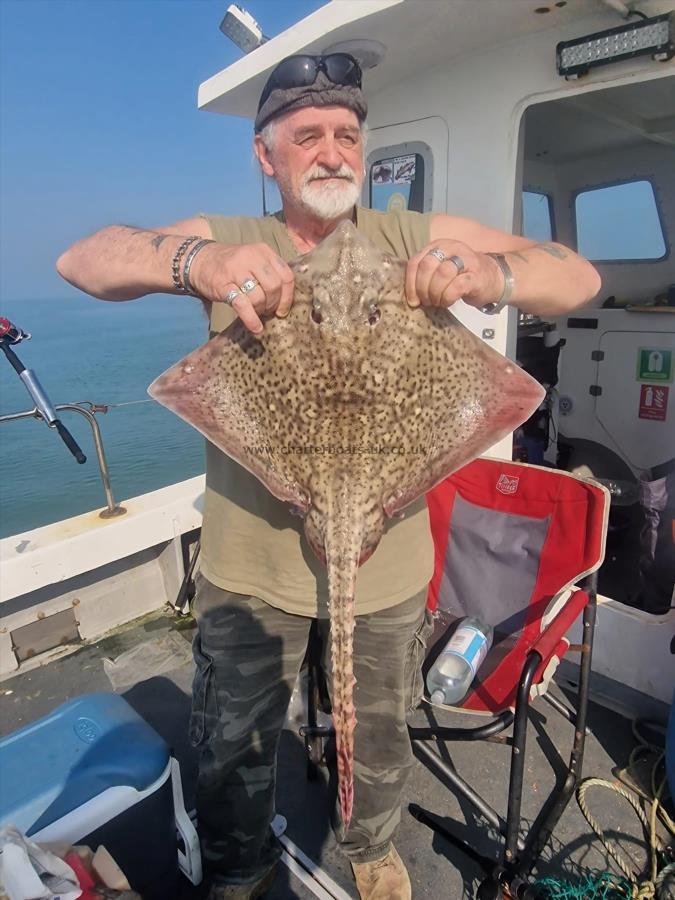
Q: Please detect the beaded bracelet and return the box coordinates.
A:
[171,236,201,293]
[182,239,216,296]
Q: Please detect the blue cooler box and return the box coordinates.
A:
[0,692,197,898]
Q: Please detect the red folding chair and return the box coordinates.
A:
[408,458,610,899]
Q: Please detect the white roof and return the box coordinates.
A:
[198,0,604,120]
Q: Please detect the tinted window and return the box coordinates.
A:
[523,191,553,242]
[575,180,666,261]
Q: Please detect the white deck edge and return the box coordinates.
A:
[0,476,205,602]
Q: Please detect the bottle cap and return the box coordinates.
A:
[430,689,446,705]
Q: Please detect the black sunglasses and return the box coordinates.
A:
[258,54,363,111]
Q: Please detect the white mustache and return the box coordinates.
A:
[302,166,356,186]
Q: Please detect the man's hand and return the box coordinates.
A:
[190,242,295,335]
[405,240,503,310]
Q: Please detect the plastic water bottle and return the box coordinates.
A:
[426,617,494,705]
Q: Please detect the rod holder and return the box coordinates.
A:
[0,402,126,519]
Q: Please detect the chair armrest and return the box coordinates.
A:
[530,589,589,672]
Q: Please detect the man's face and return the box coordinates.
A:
[257,106,365,220]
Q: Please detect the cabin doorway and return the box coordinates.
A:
[516,74,675,611]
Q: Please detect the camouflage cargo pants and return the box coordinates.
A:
[190,573,433,885]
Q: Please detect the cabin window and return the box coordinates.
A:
[369,153,426,213]
[575,180,667,262]
[522,191,553,242]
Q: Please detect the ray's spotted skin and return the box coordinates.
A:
[148,221,545,827]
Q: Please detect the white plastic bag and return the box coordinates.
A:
[103,631,193,691]
[0,825,81,900]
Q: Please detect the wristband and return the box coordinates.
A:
[182,239,216,296]
[480,253,514,315]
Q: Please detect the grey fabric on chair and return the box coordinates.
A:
[438,493,551,637]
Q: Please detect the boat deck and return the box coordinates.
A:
[1,609,669,899]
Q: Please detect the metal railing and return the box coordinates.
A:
[0,317,127,520]
[0,402,126,518]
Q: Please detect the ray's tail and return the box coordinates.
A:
[323,492,364,831]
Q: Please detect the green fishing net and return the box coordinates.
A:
[534,873,633,899]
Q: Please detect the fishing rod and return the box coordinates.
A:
[0,316,86,464]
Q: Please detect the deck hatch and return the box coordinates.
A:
[11,608,80,662]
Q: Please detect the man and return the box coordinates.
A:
[57,54,600,900]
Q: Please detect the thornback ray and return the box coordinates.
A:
[148,221,545,828]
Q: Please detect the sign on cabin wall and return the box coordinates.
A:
[638,384,669,422]
[370,152,425,213]
[636,348,673,384]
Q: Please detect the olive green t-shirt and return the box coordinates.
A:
[199,206,435,618]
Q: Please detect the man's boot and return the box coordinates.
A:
[351,845,412,900]
[206,865,276,899]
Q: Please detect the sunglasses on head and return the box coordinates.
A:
[258,53,363,111]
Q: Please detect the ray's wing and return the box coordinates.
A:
[148,321,312,512]
[380,308,545,516]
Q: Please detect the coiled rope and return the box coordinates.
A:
[535,720,674,900]
[575,721,674,900]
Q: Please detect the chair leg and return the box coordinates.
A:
[412,740,509,838]
[303,620,331,779]
[503,652,541,867]
[516,578,597,875]
[567,575,597,781]
[409,803,496,873]
[541,691,577,727]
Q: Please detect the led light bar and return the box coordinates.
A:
[219,4,267,54]
[557,12,674,78]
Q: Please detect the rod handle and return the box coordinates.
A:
[53,420,87,464]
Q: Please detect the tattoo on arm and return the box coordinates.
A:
[509,251,529,264]
[533,243,568,261]
[125,228,147,236]
[119,226,170,253]
[150,234,170,251]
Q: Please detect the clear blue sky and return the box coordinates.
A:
[0,0,325,302]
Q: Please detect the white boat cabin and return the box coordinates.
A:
[1,0,673,718]
[198,0,675,710]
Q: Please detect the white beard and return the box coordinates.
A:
[299,166,362,220]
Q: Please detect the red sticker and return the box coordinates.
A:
[639,384,668,421]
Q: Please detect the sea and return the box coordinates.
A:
[0,293,208,539]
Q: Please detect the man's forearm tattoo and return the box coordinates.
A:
[534,243,568,260]
[150,234,169,251]
[509,251,530,264]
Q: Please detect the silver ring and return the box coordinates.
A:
[427,247,446,263]
[448,254,465,275]
[224,289,240,306]
[239,278,258,294]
